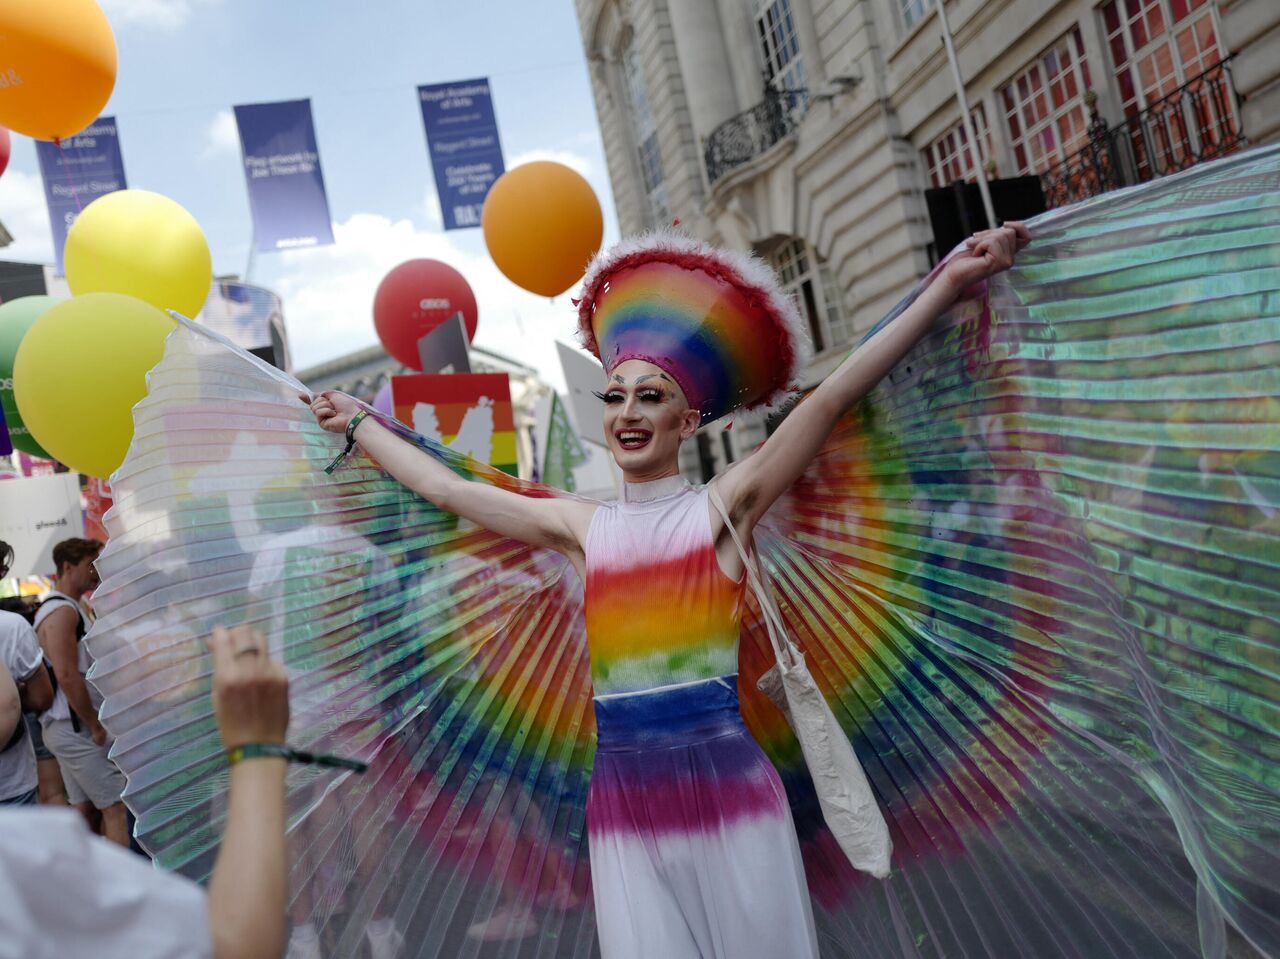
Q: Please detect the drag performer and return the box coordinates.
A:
[303,224,1025,956]
[85,147,1279,959]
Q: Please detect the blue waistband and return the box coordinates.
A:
[593,675,745,752]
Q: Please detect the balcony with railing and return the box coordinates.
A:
[704,86,809,187]
[1040,59,1245,209]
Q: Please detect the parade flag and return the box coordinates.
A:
[418,78,505,230]
[391,372,518,476]
[540,393,588,491]
[34,116,126,273]
[234,99,335,252]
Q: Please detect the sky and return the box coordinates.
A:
[0,0,620,390]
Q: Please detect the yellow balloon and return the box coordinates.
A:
[65,190,212,317]
[483,162,603,297]
[0,0,118,141]
[14,293,174,478]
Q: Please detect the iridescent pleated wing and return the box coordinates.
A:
[87,328,599,958]
[745,146,1280,957]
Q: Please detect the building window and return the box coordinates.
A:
[1100,0,1237,172]
[897,0,935,32]
[753,0,806,93]
[769,238,845,355]
[622,40,669,227]
[922,105,992,187]
[1000,28,1094,176]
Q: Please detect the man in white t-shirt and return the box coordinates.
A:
[0,542,54,806]
[35,537,129,844]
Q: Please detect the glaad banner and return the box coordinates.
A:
[234,99,335,252]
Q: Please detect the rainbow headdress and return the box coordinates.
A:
[575,232,811,424]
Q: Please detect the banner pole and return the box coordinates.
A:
[937,0,997,228]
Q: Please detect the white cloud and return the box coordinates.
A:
[259,212,583,392]
[0,169,56,264]
[100,0,218,30]
[203,109,240,159]
[506,148,594,181]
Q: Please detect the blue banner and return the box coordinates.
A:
[34,117,126,273]
[418,78,505,230]
[234,99,335,252]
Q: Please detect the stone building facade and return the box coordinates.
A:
[575,0,1275,479]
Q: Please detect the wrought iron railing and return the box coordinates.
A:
[1040,59,1245,209]
[704,87,808,186]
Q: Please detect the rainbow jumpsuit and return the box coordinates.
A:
[584,478,819,958]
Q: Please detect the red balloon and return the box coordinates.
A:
[373,259,477,370]
[0,127,10,180]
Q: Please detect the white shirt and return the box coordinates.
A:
[0,611,42,801]
[33,592,98,726]
[0,808,211,958]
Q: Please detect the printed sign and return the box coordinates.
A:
[234,99,335,252]
[392,372,517,476]
[0,473,85,579]
[34,116,127,272]
[418,78,505,230]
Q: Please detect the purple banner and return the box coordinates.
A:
[34,117,127,273]
[418,78,505,230]
[234,99,335,252]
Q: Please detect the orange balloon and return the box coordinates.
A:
[482,162,603,297]
[0,0,117,141]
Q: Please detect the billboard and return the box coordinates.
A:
[418,78,505,230]
[198,279,290,371]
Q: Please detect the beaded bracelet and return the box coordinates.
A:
[323,408,371,474]
[226,742,368,773]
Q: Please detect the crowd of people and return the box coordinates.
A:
[0,538,291,958]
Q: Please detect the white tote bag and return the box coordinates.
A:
[710,484,892,879]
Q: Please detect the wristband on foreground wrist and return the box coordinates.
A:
[323,408,371,474]
[226,742,369,773]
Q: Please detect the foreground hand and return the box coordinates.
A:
[298,390,360,436]
[209,625,289,751]
[942,222,1031,299]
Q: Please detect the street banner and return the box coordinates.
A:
[234,99,335,252]
[34,116,126,273]
[0,405,10,457]
[416,313,472,374]
[418,78,505,230]
[392,372,517,476]
[556,341,608,447]
[0,473,84,579]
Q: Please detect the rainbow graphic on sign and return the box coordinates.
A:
[391,372,518,476]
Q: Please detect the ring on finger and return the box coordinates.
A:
[233,646,262,659]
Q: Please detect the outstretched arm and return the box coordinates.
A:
[302,393,592,559]
[718,224,1030,533]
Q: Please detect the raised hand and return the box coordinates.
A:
[298,390,361,436]
[943,221,1031,299]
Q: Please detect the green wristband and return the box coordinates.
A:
[227,742,368,774]
[323,408,372,474]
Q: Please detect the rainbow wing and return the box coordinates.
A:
[86,327,600,955]
[744,145,1280,956]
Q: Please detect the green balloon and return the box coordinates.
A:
[0,295,61,458]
